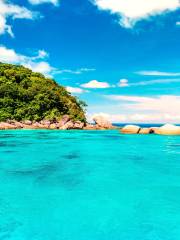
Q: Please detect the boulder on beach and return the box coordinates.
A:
[73,121,84,129]
[0,122,17,130]
[14,122,24,128]
[93,115,113,129]
[60,121,74,130]
[57,115,70,128]
[121,125,140,134]
[49,123,58,129]
[40,120,51,127]
[83,124,96,130]
[23,120,32,125]
[154,124,180,135]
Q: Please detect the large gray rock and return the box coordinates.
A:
[93,116,113,129]
[154,124,180,135]
[121,125,140,134]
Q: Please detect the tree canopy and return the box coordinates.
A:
[0,63,87,122]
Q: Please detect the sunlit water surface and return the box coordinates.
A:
[0,130,180,240]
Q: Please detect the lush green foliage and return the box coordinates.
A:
[0,63,87,122]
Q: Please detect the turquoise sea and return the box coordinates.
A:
[0,129,180,240]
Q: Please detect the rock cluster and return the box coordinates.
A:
[0,115,116,130]
[0,115,85,130]
[120,124,180,135]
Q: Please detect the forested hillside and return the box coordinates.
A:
[0,63,86,122]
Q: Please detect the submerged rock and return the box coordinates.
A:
[121,125,140,134]
[154,124,180,135]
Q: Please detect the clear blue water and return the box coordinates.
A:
[0,130,180,240]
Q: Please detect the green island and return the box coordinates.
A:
[0,62,86,123]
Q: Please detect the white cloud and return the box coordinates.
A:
[137,70,180,76]
[91,95,180,123]
[28,0,59,6]
[0,0,38,37]
[118,79,129,87]
[106,95,180,115]
[89,111,180,123]
[0,45,54,76]
[81,80,110,88]
[176,21,180,26]
[119,78,180,87]
[56,68,96,75]
[25,61,54,76]
[92,0,180,28]
[66,86,87,94]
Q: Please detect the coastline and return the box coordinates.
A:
[0,115,117,131]
[0,120,180,135]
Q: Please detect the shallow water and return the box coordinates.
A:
[0,130,180,240]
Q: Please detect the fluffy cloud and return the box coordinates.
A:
[92,0,180,28]
[28,0,59,5]
[0,45,54,76]
[137,70,180,76]
[107,95,180,115]
[89,112,180,123]
[81,80,110,88]
[0,0,38,37]
[66,86,87,94]
[91,95,180,123]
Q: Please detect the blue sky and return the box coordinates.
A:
[0,0,180,123]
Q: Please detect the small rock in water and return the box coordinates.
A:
[121,125,140,134]
[139,128,153,134]
[154,124,180,135]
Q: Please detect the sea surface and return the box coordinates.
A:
[0,129,180,240]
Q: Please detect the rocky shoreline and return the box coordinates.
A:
[0,115,116,130]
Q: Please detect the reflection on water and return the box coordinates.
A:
[0,130,179,240]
